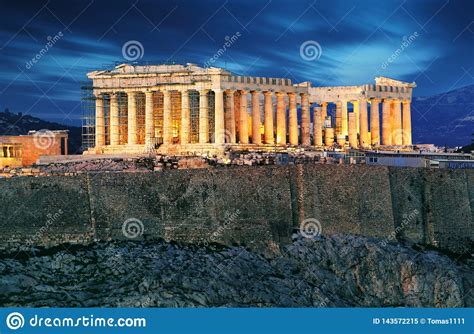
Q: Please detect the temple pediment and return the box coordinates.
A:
[375,76,416,88]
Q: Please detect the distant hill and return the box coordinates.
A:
[0,109,82,154]
[412,85,474,147]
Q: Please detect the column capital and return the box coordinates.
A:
[299,92,308,97]
[320,102,328,106]
[275,91,286,97]
[123,89,139,94]
[250,90,261,95]
[213,88,224,93]
[402,99,411,104]
[263,91,273,96]
[287,92,296,97]
[239,89,247,94]
[144,91,154,97]
[370,98,381,103]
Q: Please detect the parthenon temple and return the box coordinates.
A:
[85,63,415,155]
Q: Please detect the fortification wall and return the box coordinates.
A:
[0,165,472,255]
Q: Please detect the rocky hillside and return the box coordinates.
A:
[0,109,82,154]
[0,235,470,307]
[412,84,474,147]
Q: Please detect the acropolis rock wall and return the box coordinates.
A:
[0,165,472,255]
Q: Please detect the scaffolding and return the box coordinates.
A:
[81,82,95,151]
[171,90,182,143]
[153,92,164,144]
[81,84,220,149]
[136,93,146,144]
[207,90,215,142]
[189,90,199,143]
[117,92,128,144]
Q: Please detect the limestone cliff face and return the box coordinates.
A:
[0,235,469,307]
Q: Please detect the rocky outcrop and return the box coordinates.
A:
[0,235,468,307]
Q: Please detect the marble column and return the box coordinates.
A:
[95,94,105,147]
[353,101,360,133]
[214,89,225,144]
[342,100,348,136]
[370,99,380,147]
[110,93,119,146]
[288,93,298,145]
[199,90,209,144]
[263,91,274,144]
[234,91,240,140]
[239,91,249,144]
[321,102,328,124]
[335,101,342,136]
[325,127,334,146]
[348,113,358,148]
[392,99,402,145]
[145,91,154,148]
[276,92,286,145]
[163,90,172,145]
[359,99,369,148]
[225,90,236,144]
[127,92,137,145]
[180,90,190,145]
[314,107,323,146]
[382,99,392,146]
[251,91,261,145]
[402,100,412,146]
[301,94,310,146]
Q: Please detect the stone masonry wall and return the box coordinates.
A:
[0,165,472,254]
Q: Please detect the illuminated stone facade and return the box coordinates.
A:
[0,130,68,168]
[86,63,415,155]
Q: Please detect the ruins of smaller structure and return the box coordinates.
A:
[0,130,68,168]
[84,63,415,156]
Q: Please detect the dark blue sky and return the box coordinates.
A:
[0,0,473,126]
